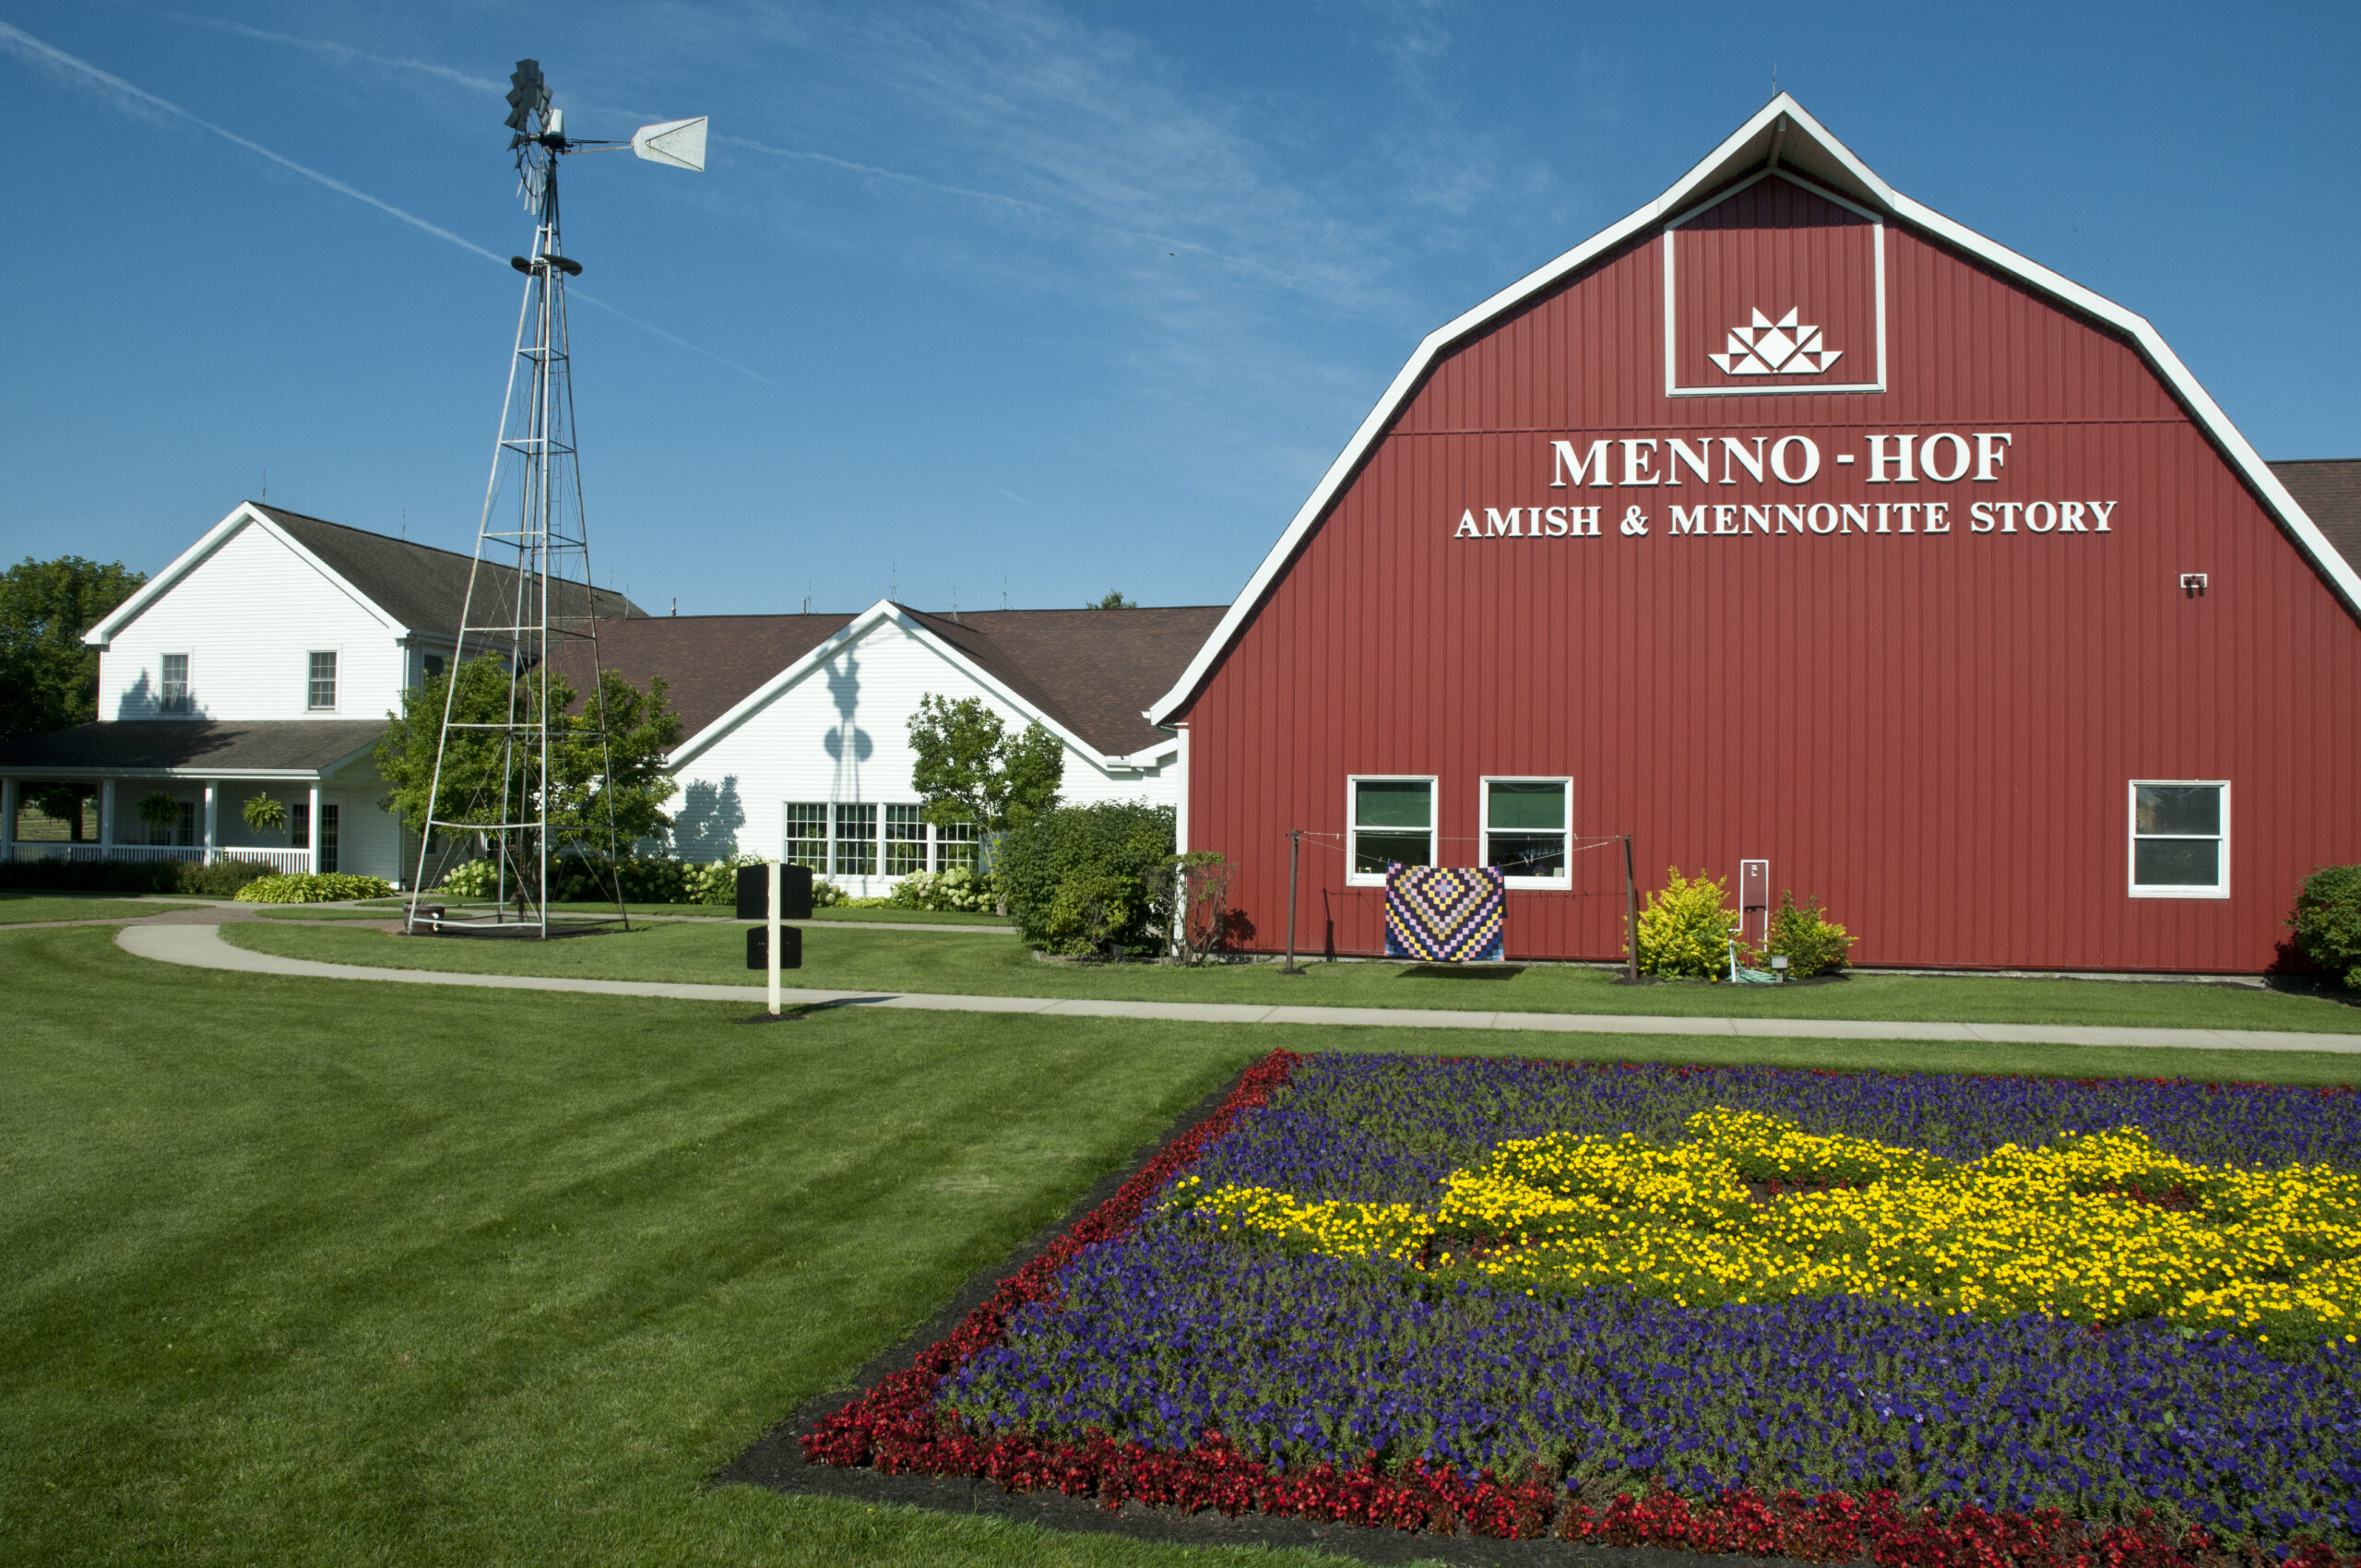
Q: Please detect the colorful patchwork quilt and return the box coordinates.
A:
[1382,863,1506,963]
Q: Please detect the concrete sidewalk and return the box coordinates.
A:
[110,921,2361,1055]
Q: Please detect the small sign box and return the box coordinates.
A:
[745,923,802,971]
[736,862,815,921]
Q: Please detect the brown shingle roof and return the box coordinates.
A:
[897,606,1223,755]
[2268,461,2361,576]
[254,505,645,635]
[0,719,386,776]
[549,603,1223,759]
[552,613,856,739]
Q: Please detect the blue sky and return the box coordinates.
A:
[2,2,2354,614]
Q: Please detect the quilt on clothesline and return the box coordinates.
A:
[1382,863,1506,963]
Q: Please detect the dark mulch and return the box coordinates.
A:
[712,1065,1806,1568]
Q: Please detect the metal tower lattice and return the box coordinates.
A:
[407,65,628,936]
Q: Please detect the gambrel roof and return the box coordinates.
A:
[1146,95,2361,725]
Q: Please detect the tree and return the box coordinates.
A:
[374,653,683,901]
[908,695,1063,911]
[1087,590,1137,609]
[0,555,146,741]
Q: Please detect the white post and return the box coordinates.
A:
[307,785,322,874]
[0,778,16,862]
[99,778,116,852]
[766,859,781,1016]
[203,781,219,865]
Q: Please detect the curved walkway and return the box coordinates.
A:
[112,921,2361,1054]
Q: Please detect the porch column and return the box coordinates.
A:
[99,778,117,849]
[307,785,321,874]
[202,782,219,865]
[1,778,16,861]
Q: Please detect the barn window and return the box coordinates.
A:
[1483,778,1571,887]
[160,653,190,712]
[2129,781,2227,898]
[833,803,878,877]
[884,804,928,876]
[783,802,827,870]
[307,651,338,710]
[1348,777,1435,885]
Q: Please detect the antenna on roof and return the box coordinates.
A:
[408,58,710,939]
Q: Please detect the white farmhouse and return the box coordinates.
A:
[0,502,1213,892]
[572,600,1216,897]
[0,501,639,882]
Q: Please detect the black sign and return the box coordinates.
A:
[735,863,816,921]
[745,923,802,971]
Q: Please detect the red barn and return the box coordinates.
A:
[1150,96,2361,974]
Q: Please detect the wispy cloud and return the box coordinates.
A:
[152,8,508,94]
[0,18,771,384]
[0,18,506,263]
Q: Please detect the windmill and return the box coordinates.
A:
[406,61,707,937]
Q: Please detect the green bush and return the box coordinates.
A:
[997,802,1175,955]
[433,858,499,898]
[682,856,756,906]
[2290,864,2361,991]
[0,857,278,895]
[176,858,279,897]
[1763,890,1856,978]
[235,873,396,904]
[1634,867,1739,979]
[888,867,999,913]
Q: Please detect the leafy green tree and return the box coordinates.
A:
[375,654,682,902]
[1087,590,1137,609]
[907,695,1063,913]
[0,555,146,741]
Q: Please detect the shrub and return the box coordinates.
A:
[889,867,999,913]
[433,858,497,897]
[2289,864,2361,990]
[0,857,277,895]
[176,858,278,897]
[998,802,1176,955]
[1634,867,1739,979]
[682,856,757,906]
[1763,890,1856,978]
[235,873,395,904]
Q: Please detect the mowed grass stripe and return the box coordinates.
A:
[223,916,2361,1033]
[10,923,2360,1565]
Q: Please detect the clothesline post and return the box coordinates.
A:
[1281,828,1303,975]
[1622,834,1640,982]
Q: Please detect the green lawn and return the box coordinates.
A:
[11,924,2361,1565]
[222,919,2361,1034]
[251,907,404,921]
[0,894,206,924]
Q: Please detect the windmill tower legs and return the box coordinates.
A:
[405,148,630,937]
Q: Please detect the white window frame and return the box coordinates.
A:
[159,651,191,714]
[306,649,339,712]
[782,802,827,872]
[1479,776,1573,890]
[884,803,928,877]
[1346,775,1437,888]
[2127,779,2229,899]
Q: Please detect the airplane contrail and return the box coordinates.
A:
[0,19,771,384]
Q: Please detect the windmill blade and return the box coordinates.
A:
[505,59,548,133]
[630,116,707,172]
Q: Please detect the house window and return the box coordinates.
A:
[783,802,827,870]
[933,817,979,872]
[317,804,338,873]
[178,801,196,848]
[1482,778,1571,886]
[884,804,928,876]
[160,654,190,713]
[308,651,338,710]
[2130,781,2227,897]
[833,803,877,877]
[1348,777,1435,884]
[422,654,445,680]
[291,802,309,849]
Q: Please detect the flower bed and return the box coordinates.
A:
[805,1053,2361,1562]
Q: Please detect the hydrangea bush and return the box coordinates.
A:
[234,872,396,903]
